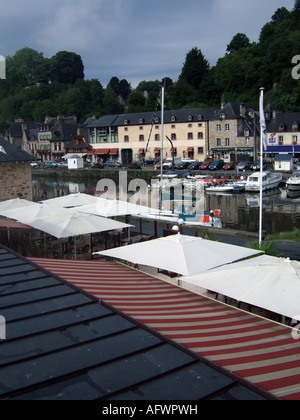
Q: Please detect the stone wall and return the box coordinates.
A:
[0,162,32,201]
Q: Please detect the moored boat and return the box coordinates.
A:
[206,181,246,194]
[286,171,300,191]
[245,171,282,193]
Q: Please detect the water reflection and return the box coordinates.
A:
[32,175,300,235]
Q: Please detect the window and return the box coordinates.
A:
[217,124,221,132]
[188,133,193,140]
[139,135,144,142]
[188,123,193,128]
[198,132,203,140]
[293,135,298,145]
[217,138,221,147]
[155,134,160,141]
[225,138,230,147]
[278,136,284,145]
[171,133,177,141]
[292,122,299,131]
[197,147,204,154]
[225,124,230,131]
[124,135,129,143]
[245,137,250,146]
[171,125,176,129]
[139,126,143,131]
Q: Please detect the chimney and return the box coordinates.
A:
[240,103,246,117]
[77,125,84,136]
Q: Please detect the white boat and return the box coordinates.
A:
[286,171,300,191]
[206,181,246,194]
[245,171,282,193]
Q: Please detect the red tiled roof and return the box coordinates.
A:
[31,258,300,400]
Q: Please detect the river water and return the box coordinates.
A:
[32,173,300,236]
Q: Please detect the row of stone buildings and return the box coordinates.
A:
[5,103,300,165]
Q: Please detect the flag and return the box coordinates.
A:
[260,88,267,152]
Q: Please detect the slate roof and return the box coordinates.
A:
[51,123,78,143]
[88,108,219,129]
[0,245,274,401]
[0,138,35,163]
[268,112,300,133]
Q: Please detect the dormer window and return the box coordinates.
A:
[279,124,285,132]
[171,116,176,122]
[292,122,299,131]
[124,119,129,125]
[198,114,203,121]
[188,115,193,121]
[139,118,144,124]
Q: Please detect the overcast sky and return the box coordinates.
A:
[0,0,296,87]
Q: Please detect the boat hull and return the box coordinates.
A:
[245,172,282,193]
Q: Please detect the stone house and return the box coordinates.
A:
[0,137,35,201]
[87,108,218,164]
[266,110,300,159]
[209,103,259,163]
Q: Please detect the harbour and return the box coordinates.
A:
[31,170,300,237]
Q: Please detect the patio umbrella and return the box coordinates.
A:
[26,211,133,259]
[0,203,72,224]
[40,193,101,208]
[95,234,262,276]
[0,198,34,212]
[78,199,161,218]
[180,255,300,320]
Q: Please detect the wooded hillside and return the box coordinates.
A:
[0,2,299,132]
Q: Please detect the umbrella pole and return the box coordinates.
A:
[74,236,77,260]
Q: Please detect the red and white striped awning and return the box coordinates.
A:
[31,258,300,400]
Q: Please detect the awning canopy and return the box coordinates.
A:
[95,149,110,155]
[31,257,300,400]
[180,255,300,320]
[96,234,262,276]
[109,149,119,155]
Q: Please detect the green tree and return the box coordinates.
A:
[226,33,250,52]
[50,51,84,84]
[126,90,146,113]
[6,47,45,90]
[103,84,124,114]
[178,47,209,90]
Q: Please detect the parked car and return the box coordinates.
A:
[104,160,123,168]
[144,158,158,166]
[163,158,182,170]
[188,161,202,170]
[30,162,38,168]
[223,162,236,171]
[175,161,191,170]
[44,161,58,168]
[209,160,224,171]
[199,162,210,170]
[57,161,68,168]
[250,160,267,171]
[236,161,252,171]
